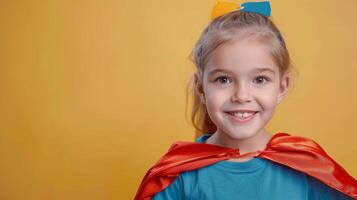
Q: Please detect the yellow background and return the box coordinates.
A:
[1,0,356,199]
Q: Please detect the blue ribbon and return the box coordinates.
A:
[241,1,271,17]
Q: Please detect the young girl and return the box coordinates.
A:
[135,1,357,199]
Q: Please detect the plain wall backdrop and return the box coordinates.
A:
[0,0,356,199]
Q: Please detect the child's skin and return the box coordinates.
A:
[194,36,290,162]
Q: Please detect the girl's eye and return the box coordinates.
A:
[254,76,269,84]
[214,76,232,84]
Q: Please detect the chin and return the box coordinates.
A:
[220,127,262,141]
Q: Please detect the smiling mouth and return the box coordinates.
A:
[225,111,258,123]
[226,111,258,116]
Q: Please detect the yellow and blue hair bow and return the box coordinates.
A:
[211,1,271,20]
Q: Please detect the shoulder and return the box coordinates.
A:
[307,175,354,199]
[152,173,184,200]
[263,159,353,199]
[152,169,198,200]
[153,160,228,199]
[268,133,356,199]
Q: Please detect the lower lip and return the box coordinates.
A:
[226,112,257,124]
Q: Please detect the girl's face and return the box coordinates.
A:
[196,38,290,144]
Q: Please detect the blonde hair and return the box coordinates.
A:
[185,10,296,138]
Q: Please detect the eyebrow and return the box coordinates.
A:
[208,67,276,76]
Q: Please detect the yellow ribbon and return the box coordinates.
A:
[211,1,241,20]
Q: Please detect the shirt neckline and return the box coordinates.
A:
[196,133,267,172]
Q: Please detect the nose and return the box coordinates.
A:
[231,82,251,103]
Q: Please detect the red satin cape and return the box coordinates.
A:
[135,133,357,199]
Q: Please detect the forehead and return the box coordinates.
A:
[205,38,279,76]
[208,67,276,77]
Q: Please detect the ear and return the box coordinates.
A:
[194,73,206,104]
[277,72,290,104]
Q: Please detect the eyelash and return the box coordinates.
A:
[214,75,270,85]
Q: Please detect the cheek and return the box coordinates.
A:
[259,91,279,109]
[205,89,228,109]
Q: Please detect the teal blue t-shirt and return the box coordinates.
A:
[153,134,352,200]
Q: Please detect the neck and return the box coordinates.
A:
[205,129,272,154]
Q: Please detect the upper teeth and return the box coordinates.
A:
[231,112,255,118]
